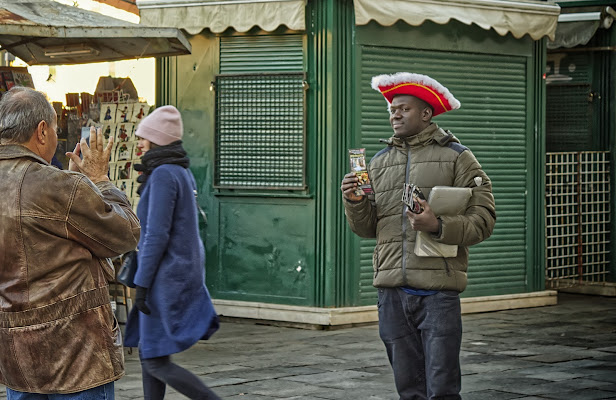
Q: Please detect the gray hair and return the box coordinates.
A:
[0,87,56,144]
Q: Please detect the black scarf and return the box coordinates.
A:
[134,140,190,195]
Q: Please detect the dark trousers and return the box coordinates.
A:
[377,288,463,400]
[140,354,221,400]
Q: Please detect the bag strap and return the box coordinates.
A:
[189,171,207,226]
[193,189,208,225]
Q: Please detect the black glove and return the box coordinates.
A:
[135,286,151,315]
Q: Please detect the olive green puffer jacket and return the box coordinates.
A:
[344,123,496,292]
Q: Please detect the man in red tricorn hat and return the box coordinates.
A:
[341,73,496,400]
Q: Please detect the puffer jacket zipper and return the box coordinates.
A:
[374,247,380,278]
[401,145,411,286]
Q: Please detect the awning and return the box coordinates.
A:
[548,20,600,49]
[548,6,616,49]
[354,0,561,41]
[137,0,306,35]
[0,0,191,66]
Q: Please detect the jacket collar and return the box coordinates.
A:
[0,143,50,165]
[385,123,455,149]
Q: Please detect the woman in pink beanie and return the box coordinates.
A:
[124,105,220,400]
[133,105,184,147]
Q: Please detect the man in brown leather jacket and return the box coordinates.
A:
[0,87,140,399]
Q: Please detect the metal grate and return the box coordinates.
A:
[214,72,306,189]
[545,151,611,288]
[546,84,592,152]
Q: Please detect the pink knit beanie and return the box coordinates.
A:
[135,105,183,146]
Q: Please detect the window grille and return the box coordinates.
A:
[546,84,592,152]
[545,151,611,288]
[214,72,306,190]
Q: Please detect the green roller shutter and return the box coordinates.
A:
[358,46,529,301]
[216,35,306,189]
[220,35,304,73]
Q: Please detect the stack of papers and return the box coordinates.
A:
[414,186,472,258]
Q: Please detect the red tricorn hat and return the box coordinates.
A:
[371,72,461,117]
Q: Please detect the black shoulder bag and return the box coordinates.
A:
[116,250,137,288]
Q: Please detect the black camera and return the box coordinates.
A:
[402,183,425,214]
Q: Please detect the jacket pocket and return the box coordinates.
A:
[0,328,28,390]
[99,306,124,370]
[10,310,120,392]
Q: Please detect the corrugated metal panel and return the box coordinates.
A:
[358,46,529,300]
[220,35,304,74]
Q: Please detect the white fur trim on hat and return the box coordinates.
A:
[371,72,461,111]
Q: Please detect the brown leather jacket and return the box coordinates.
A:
[0,144,141,394]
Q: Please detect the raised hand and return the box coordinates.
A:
[66,126,113,183]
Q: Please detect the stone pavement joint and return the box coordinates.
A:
[1,293,616,399]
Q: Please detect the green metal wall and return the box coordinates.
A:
[611,27,616,282]
[155,0,360,308]
[557,0,616,283]
[157,0,549,308]
[306,0,356,307]
[156,33,318,306]
[214,33,316,306]
[351,20,545,301]
[587,24,616,282]
[533,39,548,293]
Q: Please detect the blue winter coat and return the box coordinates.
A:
[124,164,219,358]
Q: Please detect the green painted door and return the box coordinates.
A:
[212,34,315,306]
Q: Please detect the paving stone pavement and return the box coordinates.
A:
[2,293,616,399]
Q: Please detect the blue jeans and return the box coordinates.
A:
[378,287,462,400]
[6,382,114,400]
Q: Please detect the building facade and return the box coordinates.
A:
[137,0,562,324]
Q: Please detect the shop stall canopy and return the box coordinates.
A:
[548,5,616,49]
[353,0,560,41]
[137,0,306,34]
[0,0,191,65]
[136,0,559,41]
